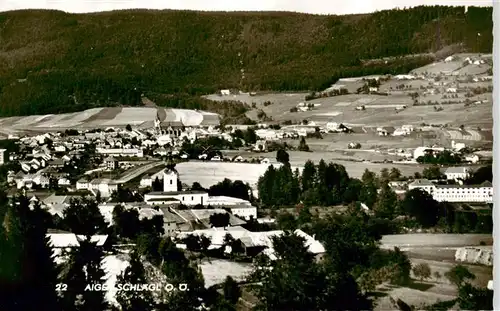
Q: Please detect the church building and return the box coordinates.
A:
[144,168,208,206]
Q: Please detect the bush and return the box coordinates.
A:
[412,263,431,281]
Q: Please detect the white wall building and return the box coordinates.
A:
[444,167,472,181]
[76,179,90,190]
[408,179,493,203]
[144,191,208,206]
[229,206,257,220]
[163,169,178,192]
[0,149,7,165]
[89,179,119,198]
[96,148,144,158]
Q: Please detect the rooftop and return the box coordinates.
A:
[147,190,207,196]
[444,167,471,174]
[409,179,434,187]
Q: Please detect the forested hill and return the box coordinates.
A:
[0,6,493,117]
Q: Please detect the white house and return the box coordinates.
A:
[33,174,50,188]
[89,179,119,198]
[140,174,153,188]
[444,167,471,181]
[392,128,409,136]
[54,145,67,153]
[228,206,257,220]
[465,154,480,164]
[58,177,71,187]
[408,179,436,193]
[451,140,466,152]
[446,87,457,93]
[76,178,90,190]
[220,89,231,96]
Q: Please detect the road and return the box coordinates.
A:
[114,161,164,184]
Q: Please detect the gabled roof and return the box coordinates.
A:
[409,179,434,187]
[444,167,470,174]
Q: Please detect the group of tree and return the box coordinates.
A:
[258,159,378,208]
[207,178,253,202]
[416,150,463,165]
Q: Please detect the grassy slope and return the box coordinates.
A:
[0,6,493,117]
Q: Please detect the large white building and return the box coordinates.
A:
[408,179,493,203]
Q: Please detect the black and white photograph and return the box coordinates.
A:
[0,1,496,310]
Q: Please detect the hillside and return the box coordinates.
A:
[0,107,220,137]
[0,6,493,117]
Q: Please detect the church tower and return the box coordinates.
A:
[163,169,178,192]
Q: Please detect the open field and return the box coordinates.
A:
[0,107,220,137]
[179,156,430,188]
[175,161,279,190]
[374,233,493,310]
[199,259,253,288]
[380,234,493,249]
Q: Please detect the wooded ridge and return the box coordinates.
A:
[0,6,492,117]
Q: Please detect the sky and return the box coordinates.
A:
[0,0,494,15]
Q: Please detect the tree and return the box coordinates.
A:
[0,195,62,310]
[373,181,398,219]
[209,213,230,228]
[412,263,431,282]
[422,165,443,180]
[379,168,390,182]
[112,205,140,239]
[63,197,107,235]
[444,265,476,288]
[466,164,492,184]
[298,137,310,152]
[401,189,440,228]
[433,271,441,281]
[297,206,313,225]
[116,250,155,311]
[277,212,297,231]
[276,148,289,164]
[60,238,108,311]
[360,169,378,208]
[152,177,163,191]
[126,124,132,131]
[249,231,371,311]
[389,167,402,181]
[457,283,493,310]
[301,160,316,193]
[191,182,205,191]
[222,276,241,304]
